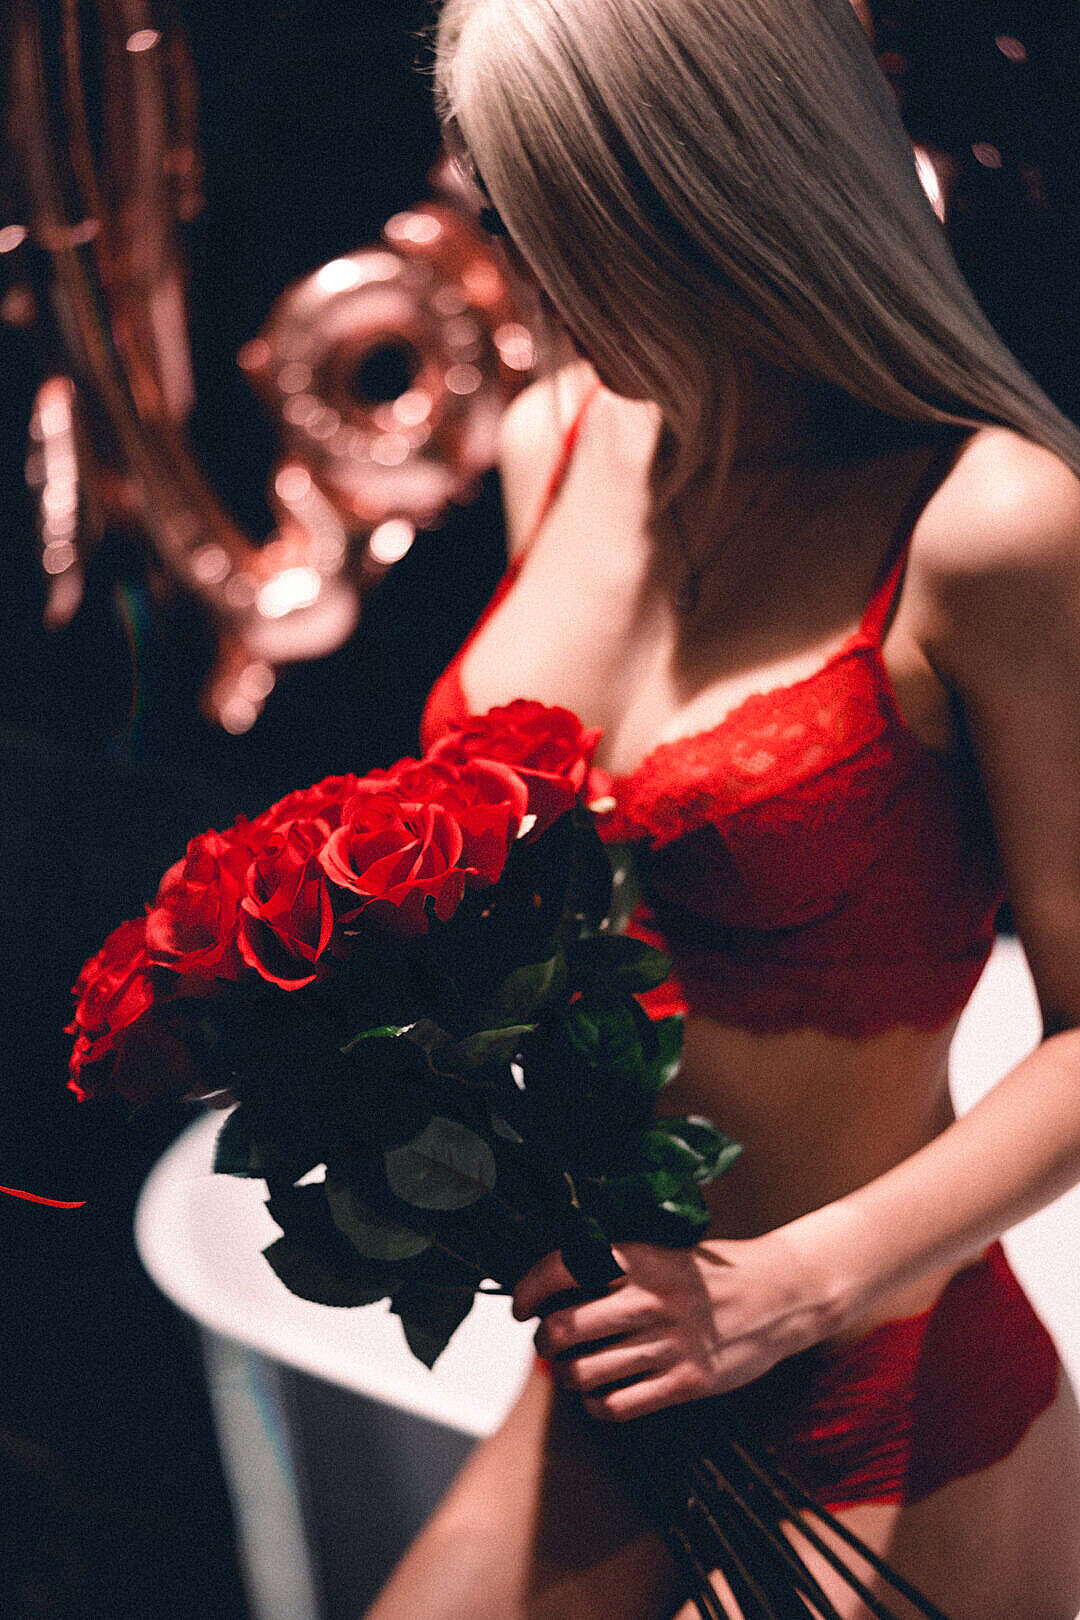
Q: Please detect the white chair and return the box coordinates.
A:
[135,935,1080,1620]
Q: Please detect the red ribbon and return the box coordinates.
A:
[0,1184,86,1209]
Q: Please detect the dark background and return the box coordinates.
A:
[0,5,504,1616]
[1,2,1078,1617]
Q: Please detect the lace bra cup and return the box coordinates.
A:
[420,385,1005,1036]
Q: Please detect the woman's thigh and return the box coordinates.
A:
[362,1362,679,1620]
[365,1361,1080,1620]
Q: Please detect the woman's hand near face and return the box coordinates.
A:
[511,1227,847,1422]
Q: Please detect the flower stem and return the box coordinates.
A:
[429,1233,487,1279]
[724,1437,953,1620]
[663,1526,729,1620]
[691,1460,844,1620]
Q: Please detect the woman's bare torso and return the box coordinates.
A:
[459,362,998,1336]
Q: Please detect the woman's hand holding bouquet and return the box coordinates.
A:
[516,1225,844,1423]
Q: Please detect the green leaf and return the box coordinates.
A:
[391,1282,476,1369]
[325,1178,432,1260]
[568,935,672,993]
[564,994,643,1084]
[489,1111,524,1145]
[263,1180,420,1304]
[514,1003,657,1171]
[261,1236,394,1308]
[630,1117,740,1186]
[384,1117,497,1211]
[581,1170,709,1247]
[212,1106,264,1177]
[557,1213,624,1292]
[400,1018,452,1055]
[339,1023,412,1054]
[664,1115,743,1184]
[264,1178,336,1239]
[656,1191,712,1226]
[639,1166,714,1227]
[491,954,566,1021]
[641,1015,684,1093]
[212,1105,318,1184]
[637,1126,709,1179]
[442,1025,536,1069]
[640,1166,686,1202]
[601,843,642,934]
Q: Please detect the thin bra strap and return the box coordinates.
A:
[438,377,603,677]
[860,429,965,643]
[518,376,604,556]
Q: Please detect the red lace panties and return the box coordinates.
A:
[541,1242,1060,1512]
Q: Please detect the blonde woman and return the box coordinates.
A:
[368,1,1080,1614]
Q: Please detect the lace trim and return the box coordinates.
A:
[599,640,928,849]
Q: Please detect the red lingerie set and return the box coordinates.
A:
[421,379,1061,1512]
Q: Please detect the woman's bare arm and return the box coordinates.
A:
[790,431,1080,1310]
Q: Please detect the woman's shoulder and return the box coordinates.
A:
[917,425,1080,591]
[909,425,1080,685]
[496,359,602,558]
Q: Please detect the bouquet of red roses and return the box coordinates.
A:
[67,701,736,1359]
[65,700,949,1620]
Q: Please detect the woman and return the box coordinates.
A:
[369,1,1080,1614]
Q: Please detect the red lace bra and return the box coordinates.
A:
[421,383,1005,1037]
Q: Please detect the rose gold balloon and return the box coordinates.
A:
[26,374,103,630]
[240,202,534,557]
[8,0,536,731]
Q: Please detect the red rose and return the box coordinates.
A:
[238,820,338,990]
[145,829,251,981]
[318,794,471,937]
[426,700,602,835]
[247,773,361,837]
[66,917,192,1104]
[349,756,528,886]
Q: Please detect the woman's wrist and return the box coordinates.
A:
[767,1203,868,1343]
[695,1215,859,1359]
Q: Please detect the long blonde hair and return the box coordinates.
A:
[426,0,1080,532]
